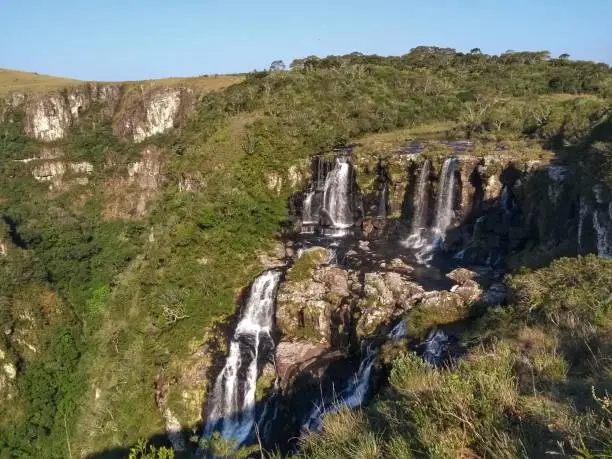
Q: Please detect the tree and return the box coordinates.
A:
[269,60,286,72]
[559,53,570,60]
[470,48,482,54]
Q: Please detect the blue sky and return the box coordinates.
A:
[1,0,611,81]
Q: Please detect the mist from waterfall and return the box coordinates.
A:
[323,156,353,230]
[203,270,282,446]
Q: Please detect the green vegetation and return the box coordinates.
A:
[302,256,612,458]
[0,47,611,457]
[285,247,329,282]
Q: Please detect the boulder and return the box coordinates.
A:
[275,341,327,385]
[451,279,483,304]
[356,271,424,338]
[446,267,478,285]
[480,282,507,306]
[389,258,414,275]
[276,256,351,343]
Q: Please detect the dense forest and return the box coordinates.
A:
[0,47,611,458]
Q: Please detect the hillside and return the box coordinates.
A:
[0,48,611,458]
[0,68,81,95]
[0,67,244,97]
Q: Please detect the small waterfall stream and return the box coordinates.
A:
[203,270,282,446]
[302,190,318,226]
[594,206,612,258]
[432,158,458,238]
[302,346,377,432]
[411,159,431,233]
[322,156,354,231]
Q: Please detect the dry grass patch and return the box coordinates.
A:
[0,68,80,95]
[126,74,244,96]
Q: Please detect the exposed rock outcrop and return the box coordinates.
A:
[6,82,196,144]
[20,84,122,142]
[31,159,93,190]
[114,87,194,142]
[103,146,164,218]
[24,95,72,142]
[275,341,328,386]
[355,271,423,338]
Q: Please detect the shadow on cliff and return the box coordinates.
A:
[436,159,592,270]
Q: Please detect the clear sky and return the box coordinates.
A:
[1,0,611,81]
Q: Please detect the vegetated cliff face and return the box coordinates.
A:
[11,83,192,143]
[0,80,220,455]
[1,82,198,219]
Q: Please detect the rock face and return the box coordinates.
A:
[276,247,427,344]
[103,146,164,218]
[275,341,327,385]
[356,272,423,338]
[114,87,194,142]
[6,83,194,143]
[31,159,94,191]
[24,95,72,142]
[276,254,350,344]
[20,84,122,142]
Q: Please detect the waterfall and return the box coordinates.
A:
[422,329,449,366]
[403,158,456,264]
[411,159,431,233]
[594,208,612,258]
[302,191,317,225]
[302,347,377,432]
[322,157,353,229]
[203,270,282,446]
[377,182,388,218]
[432,158,458,238]
[301,189,320,235]
[578,197,590,252]
[388,320,407,341]
[403,160,431,253]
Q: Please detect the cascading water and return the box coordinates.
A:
[404,158,457,264]
[594,208,612,258]
[388,320,408,341]
[422,329,449,366]
[411,159,432,234]
[302,190,317,225]
[203,270,282,447]
[302,347,377,432]
[322,156,354,235]
[578,197,590,252]
[403,159,431,255]
[377,182,388,218]
[432,158,458,238]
